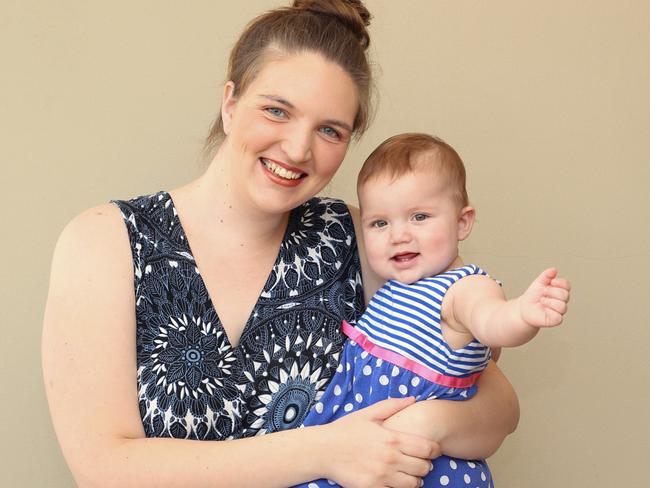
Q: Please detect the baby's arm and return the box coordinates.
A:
[446,268,571,348]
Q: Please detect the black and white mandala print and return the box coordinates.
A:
[137,313,241,439]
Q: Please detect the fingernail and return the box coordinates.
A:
[420,480,424,487]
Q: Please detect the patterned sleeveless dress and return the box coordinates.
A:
[111,191,363,440]
[294,266,495,488]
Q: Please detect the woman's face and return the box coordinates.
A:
[220,51,359,214]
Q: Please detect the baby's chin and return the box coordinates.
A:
[392,277,422,285]
[379,271,424,285]
[372,264,420,285]
[380,266,451,285]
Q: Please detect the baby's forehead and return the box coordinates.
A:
[360,163,449,191]
[358,169,454,210]
[411,149,452,173]
[375,148,445,178]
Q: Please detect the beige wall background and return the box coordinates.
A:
[2,0,648,486]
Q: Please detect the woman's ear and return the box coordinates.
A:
[457,206,476,241]
[221,81,237,136]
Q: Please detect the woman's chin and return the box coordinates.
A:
[248,186,310,215]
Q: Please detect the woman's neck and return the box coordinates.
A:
[174,148,290,245]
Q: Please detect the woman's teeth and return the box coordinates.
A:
[262,159,303,180]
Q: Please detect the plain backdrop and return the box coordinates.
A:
[2,1,649,486]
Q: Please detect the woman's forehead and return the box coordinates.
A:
[245,52,359,123]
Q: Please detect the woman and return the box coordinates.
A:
[42,1,518,487]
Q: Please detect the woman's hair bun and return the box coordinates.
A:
[292,0,371,49]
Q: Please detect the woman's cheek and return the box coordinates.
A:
[322,146,348,177]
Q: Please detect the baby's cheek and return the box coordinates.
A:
[425,233,446,250]
[365,240,388,276]
[366,247,383,271]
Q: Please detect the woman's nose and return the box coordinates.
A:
[281,125,313,164]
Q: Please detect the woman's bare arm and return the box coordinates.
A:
[382,361,519,459]
[42,204,436,488]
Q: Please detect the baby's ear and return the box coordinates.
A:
[457,206,475,241]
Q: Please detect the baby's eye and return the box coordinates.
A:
[319,126,341,140]
[371,219,388,228]
[412,213,429,222]
[265,107,287,118]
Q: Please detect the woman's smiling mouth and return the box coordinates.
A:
[261,158,306,181]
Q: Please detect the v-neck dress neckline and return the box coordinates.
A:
[164,191,295,349]
[112,191,364,441]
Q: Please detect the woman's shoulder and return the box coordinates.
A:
[60,189,168,243]
[110,190,169,216]
[51,193,153,289]
[45,202,135,341]
[60,202,126,248]
[53,202,130,272]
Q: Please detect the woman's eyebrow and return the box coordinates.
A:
[323,118,353,133]
[259,94,353,132]
[259,94,294,108]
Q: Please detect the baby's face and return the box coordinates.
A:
[359,170,466,284]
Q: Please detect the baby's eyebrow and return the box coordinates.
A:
[361,213,382,223]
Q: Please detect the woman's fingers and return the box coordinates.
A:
[387,430,437,483]
[395,429,441,461]
[397,447,434,477]
[359,396,417,421]
[325,403,438,487]
[386,470,424,488]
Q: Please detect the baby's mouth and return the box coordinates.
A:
[260,158,306,180]
[392,252,419,262]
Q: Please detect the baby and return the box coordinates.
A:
[297,133,571,488]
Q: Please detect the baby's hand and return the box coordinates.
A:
[519,268,571,328]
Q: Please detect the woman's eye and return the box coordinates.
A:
[412,213,428,222]
[265,107,287,118]
[319,126,341,140]
[371,220,387,228]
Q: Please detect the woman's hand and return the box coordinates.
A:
[382,362,518,460]
[320,397,439,488]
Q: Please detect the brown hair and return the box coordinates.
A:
[358,133,470,208]
[204,0,373,156]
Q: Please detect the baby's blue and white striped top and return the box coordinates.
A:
[354,265,493,380]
